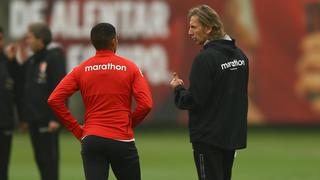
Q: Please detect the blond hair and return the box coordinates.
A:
[188,5,225,40]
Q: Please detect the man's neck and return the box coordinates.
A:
[203,34,232,46]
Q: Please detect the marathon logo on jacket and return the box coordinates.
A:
[220,59,246,70]
[85,63,127,72]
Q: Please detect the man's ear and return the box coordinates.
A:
[37,38,45,50]
[205,26,213,35]
[111,37,118,52]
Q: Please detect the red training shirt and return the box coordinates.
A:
[48,50,152,140]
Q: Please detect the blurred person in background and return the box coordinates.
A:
[7,22,66,180]
[48,23,152,180]
[249,0,320,122]
[0,26,16,180]
[170,5,248,180]
[296,32,320,112]
[295,2,320,113]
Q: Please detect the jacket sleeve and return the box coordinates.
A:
[131,67,153,128]
[47,68,83,140]
[174,53,214,110]
[7,59,27,122]
[46,48,67,121]
[173,85,196,110]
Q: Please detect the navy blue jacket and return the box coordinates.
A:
[16,47,66,124]
[174,39,248,150]
[0,52,15,129]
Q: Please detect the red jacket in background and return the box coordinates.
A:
[48,50,152,140]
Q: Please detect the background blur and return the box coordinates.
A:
[1,0,320,126]
[1,0,320,179]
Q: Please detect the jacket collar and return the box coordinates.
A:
[95,50,115,56]
[203,38,236,50]
[32,48,47,63]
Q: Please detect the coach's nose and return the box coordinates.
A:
[188,28,193,35]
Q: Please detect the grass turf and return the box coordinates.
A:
[8,128,320,180]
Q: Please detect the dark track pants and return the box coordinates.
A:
[0,128,13,180]
[81,135,141,180]
[192,143,235,180]
[29,124,59,180]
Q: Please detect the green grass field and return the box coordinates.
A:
[8,128,320,180]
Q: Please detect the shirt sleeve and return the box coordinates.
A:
[47,68,83,140]
[131,67,153,127]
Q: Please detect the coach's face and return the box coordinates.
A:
[188,15,212,45]
[26,32,44,52]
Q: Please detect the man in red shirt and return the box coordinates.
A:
[48,23,152,180]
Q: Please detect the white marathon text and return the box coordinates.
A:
[85,63,127,72]
[221,59,246,70]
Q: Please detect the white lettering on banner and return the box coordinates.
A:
[51,1,82,39]
[9,0,172,86]
[118,45,171,85]
[9,0,46,38]
[67,44,171,86]
[9,0,170,39]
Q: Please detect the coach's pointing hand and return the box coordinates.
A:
[170,72,184,88]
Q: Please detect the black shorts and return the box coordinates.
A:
[81,135,140,180]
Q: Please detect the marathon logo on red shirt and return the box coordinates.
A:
[85,63,127,72]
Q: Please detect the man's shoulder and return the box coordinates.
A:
[47,44,64,54]
[113,54,139,70]
[195,48,221,63]
[76,57,94,69]
[202,45,225,55]
[114,54,135,64]
[45,47,65,62]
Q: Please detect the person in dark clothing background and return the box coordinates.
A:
[8,22,66,180]
[0,26,16,180]
[170,5,249,180]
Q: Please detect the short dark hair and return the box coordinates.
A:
[90,23,116,50]
[28,23,52,46]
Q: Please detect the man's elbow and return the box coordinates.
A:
[142,100,153,114]
[146,102,152,113]
[47,95,58,108]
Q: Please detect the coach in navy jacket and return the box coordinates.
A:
[170,5,248,180]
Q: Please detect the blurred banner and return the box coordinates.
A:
[3,0,320,125]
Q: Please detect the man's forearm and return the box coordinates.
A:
[174,85,196,110]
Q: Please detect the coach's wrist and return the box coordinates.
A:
[174,84,185,93]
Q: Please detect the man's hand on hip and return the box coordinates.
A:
[48,120,60,132]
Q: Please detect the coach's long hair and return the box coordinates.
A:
[188,5,226,40]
